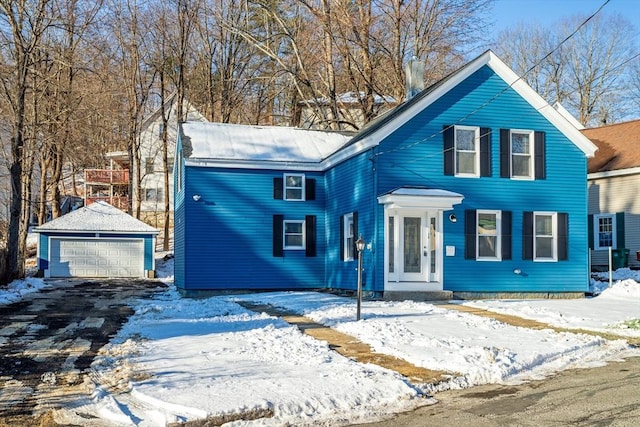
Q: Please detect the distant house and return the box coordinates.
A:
[135,94,208,225]
[174,50,597,298]
[295,91,397,131]
[84,151,130,211]
[583,120,640,270]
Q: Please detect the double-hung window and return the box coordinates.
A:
[455,126,480,176]
[343,213,355,261]
[477,210,501,260]
[284,173,305,201]
[594,214,616,250]
[283,220,305,250]
[534,212,557,261]
[510,130,534,179]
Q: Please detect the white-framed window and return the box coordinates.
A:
[284,173,305,201]
[534,212,557,261]
[283,220,305,249]
[594,214,616,250]
[477,210,501,260]
[176,154,183,192]
[143,187,164,202]
[343,213,355,261]
[145,157,155,174]
[511,129,534,179]
[455,125,480,177]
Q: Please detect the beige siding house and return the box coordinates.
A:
[583,120,640,270]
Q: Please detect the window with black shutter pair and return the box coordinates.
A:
[444,125,546,179]
[465,210,567,261]
[273,174,316,201]
[464,210,512,261]
[273,215,316,257]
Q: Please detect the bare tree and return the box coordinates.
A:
[0,0,52,284]
[495,13,638,126]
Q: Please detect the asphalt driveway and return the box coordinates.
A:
[0,278,167,426]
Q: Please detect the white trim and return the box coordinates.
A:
[593,213,617,251]
[343,213,355,261]
[284,173,305,201]
[510,129,535,180]
[454,125,480,177]
[533,212,558,262]
[588,166,640,180]
[283,219,305,250]
[476,210,502,261]
[377,188,464,210]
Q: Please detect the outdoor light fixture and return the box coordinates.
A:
[192,195,201,202]
[449,213,457,223]
[356,235,366,321]
[513,268,522,275]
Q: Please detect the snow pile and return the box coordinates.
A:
[0,277,49,306]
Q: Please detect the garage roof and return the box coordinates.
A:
[35,201,158,234]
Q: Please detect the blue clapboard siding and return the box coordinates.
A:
[325,150,379,292]
[179,166,326,290]
[173,140,186,289]
[373,65,589,292]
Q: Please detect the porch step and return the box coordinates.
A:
[383,290,453,301]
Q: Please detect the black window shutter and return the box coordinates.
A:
[465,209,476,259]
[305,215,316,257]
[587,214,594,250]
[305,178,316,201]
[353,211,359,257]
[534,131,546,180]
[523,211,533,260]
[502,210,512,260]
[339,214,345,261]
[273,177,283,199]
[616,212,625,248]
[500,129,510,178]
[443,125,454,176]
[558,213,568,261]
[273,215,284,257]
[480,127,492,177]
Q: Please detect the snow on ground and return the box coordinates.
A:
[2,257,639,426]
[462,268,640,338]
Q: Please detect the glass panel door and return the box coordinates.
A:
[403,217,421,273]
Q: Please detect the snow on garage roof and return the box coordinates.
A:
[34,201,158,234]
[180,122,353,164]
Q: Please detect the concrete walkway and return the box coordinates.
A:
[237,302,452,385]
[439,303,640,346]
[237,300,639,387]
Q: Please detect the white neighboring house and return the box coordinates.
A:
[583,119,640,270]
[135,94,208,223]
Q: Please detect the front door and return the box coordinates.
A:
[387,211,440,283]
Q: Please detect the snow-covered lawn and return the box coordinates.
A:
[2,259,639,426]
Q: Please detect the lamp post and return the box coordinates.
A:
[356,235,366,321]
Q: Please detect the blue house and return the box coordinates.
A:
[174,51,597,298]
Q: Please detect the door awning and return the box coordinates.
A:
[377,187,464,210]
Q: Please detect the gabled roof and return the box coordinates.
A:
[335,50,597,164]
[181,122,353,167]
[583,119,640,173]
[142,93,208,130]
[179,50,597,172]
[34,201,158,234]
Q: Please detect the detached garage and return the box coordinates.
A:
[35,201,159,278]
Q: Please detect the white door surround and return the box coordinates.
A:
[378,187,464,292]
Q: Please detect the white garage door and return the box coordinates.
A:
[50,238,144,278]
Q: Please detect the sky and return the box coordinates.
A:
[1,255,638,426]
[490,0,640,32]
